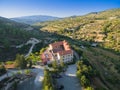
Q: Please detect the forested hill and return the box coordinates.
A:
[0,16,48,61]
[34,8,120,53]
[0,16,44,46]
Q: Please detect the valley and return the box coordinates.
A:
[0,8,120,90]
[35,8,120,53]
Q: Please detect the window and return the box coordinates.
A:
[68,54,70,57]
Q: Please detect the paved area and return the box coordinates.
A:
[0,70,18,81]
[17,66,44,90]
[57,64,81,90]
[58,75,81,90]
[17,77,37,90]
[0,64,81,90]
[17,76,43,90]
[0,66,44,90]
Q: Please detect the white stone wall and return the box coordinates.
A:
[49,44,53,50]
[61,53,73,63]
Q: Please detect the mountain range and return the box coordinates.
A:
[10,15,60,24]
[0,8,120,90]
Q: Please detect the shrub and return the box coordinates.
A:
[80,75,90,87]
[25,69,31,75]
[14,54,27,69]
[6,61,14,65]
[0,64,6,76]
[85,86,94,90]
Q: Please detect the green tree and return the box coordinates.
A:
[60,58,66,72]
[0,64,6,75]
[26,57,33,68]
[28,60,32,68]
[40,48,46,54]
[27,52,41,64]
[3,38,10,50]
[60,58,65,68]
[15,54,27,69]
[52,60,58,69]
[25,69,31,75]
[80,75,90,87]
[85,86,94,90]
[43,69,54,90]
[76,70,82,78]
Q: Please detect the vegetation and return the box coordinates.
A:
[0,16,49,61]
[71,44,83,56]
[0,8,120,90]
[42,68,55,90]
[0,17,41,46]
[26,52,41,64]
[85,86,94,90]
[82,47,120,90]
[26,46,47,65]
[14,54,27,69]
[60,59,66,69]
[76,59,96,89]
[51,59,67,73]
[0,64,6,76]
[52,60,58,70]
[35,8,120,53]
[25,69,31,75]
[5,61,14,65]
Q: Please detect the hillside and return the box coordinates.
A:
[11,15,60,24]
[81,47,120,90]
[0,16,45,46]
[0,9,120,90]
[0,16,49,61]
[34,8,120,53]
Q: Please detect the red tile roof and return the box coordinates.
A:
[52,47,63,53]
[50,40,71,50]
[41,40,73,63]
[49,41,63,47]
[58,50,73,56]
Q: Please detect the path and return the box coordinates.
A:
[15,38,41,57]
[22,38,40,57]
[25,38,40,57]
[25,43,35,57]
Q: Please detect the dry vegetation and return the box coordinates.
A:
[82,47,120,90]
[34,8,120,53]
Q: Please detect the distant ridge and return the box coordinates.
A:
[10,15,60,24]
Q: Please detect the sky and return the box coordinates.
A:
[0,0,120,18]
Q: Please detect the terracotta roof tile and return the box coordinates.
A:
[50,41,63,47]
[41,40,73,63]
[58,50,73,56]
